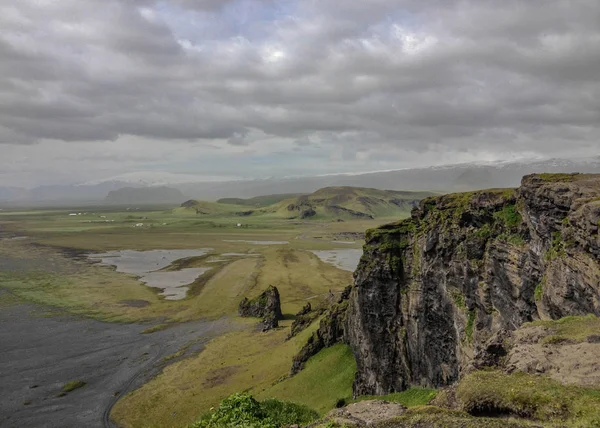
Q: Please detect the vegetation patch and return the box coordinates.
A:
[534,281,543,301]
[189,392,318,428]
[545,231,566,261]
[493,204,522,228]
[263,344,356,415]
[351,387,438,408]
[528,314,600,344]
[537,173,578,183]
[457,370,600,425]
[448,288,466,309]
[374,406,540,428]
[141,323,171,334]
[497,232,526,246]
[465,310,476,343]
[62,380,86,393]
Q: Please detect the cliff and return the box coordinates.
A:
[346,173,600,396]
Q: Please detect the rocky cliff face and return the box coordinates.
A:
[346,173,600,396]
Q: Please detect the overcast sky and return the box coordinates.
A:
[1,0,600,187]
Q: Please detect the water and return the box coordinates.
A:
[309,249,363,272]
[89,249,212,300]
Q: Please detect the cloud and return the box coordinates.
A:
[1,0,600,186]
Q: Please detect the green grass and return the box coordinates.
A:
[141,323,171,334]
[352,387,437,407]
[456,370,600,426]
[62,380,86,392]
[112,320,322,428]
[534,281,543,301]
[537,173,578,183]
[259,344,357,415]
[527,314,600,343]
[494,204,522,228]
[448,288,466,309]
[466,310,476,343]
[374,406,541,428]
[218,193,306,207]
[0,201,391,428]
[189,392,319,428]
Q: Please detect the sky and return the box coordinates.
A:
[1,0,600,187]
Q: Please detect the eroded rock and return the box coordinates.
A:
[239,285,283,331]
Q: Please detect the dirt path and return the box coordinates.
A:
[0,296,230,428]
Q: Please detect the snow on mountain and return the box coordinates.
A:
[79,171,243,187]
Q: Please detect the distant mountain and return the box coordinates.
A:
[105,186,185,205]
[0,186,28,202]
[2,156,600,205]
[176,157,600,200]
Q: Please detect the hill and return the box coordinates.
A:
[217,193,305,207]
[177,187,434,220]
[274,187,436,220]
[104,186,185,205]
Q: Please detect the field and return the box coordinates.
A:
[0,200,411,427]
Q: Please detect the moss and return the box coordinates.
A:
[534,282,543,301]
[545,231,566,261]
[449,288,466,309]
[62,380,86,393]
[141,323,171,334]
[423,198,437,213]
[465,310,476,343]
[537,173,578,183]
[493,204,522,229]
[528,314,600,344]
[376,406,540,427]
[352,387,438,407]
[456,370,600,425]
[498,233,526,246]
[475,223,493,240]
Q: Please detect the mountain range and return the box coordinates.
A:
[2,157,600,206]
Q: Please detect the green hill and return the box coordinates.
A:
[178,187,435,220]
[272,187,436,220]
[217,193,305,207]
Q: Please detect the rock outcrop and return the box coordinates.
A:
[239,285,283,331]
[318,401,407,427]
[346,173,600,396]
[291,288,352,374]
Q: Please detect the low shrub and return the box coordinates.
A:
[189,392,318,428]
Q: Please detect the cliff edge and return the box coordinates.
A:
[346,173,600,396]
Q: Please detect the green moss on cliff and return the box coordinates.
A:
[534,281,543,301]
[465,310,476,343]
[494,204,522,228]
[537,173,578,183]
[545,231,566,261]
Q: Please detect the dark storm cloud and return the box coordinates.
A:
[1,0,600,181]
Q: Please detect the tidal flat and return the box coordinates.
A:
[89,249,212,300]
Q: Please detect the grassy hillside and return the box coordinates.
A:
[178,187,435,221]
[271,186,436,220]
[217,193,305,207]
